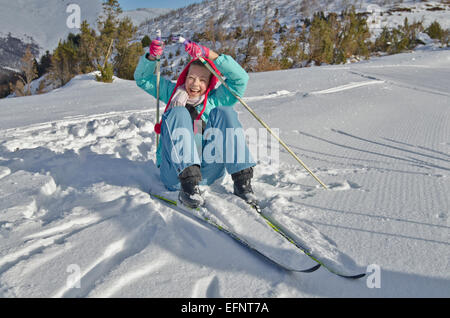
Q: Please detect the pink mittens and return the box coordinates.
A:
[173,36,209,59]
[149,39,164,58]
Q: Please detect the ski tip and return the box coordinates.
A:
[302,263,321,273]
[338,272,366,279]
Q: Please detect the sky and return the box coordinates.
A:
[117,0,203,10]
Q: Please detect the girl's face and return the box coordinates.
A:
[186,64,211,98]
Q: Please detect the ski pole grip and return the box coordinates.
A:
[156,30,162,59]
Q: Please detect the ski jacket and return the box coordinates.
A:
[134,54,249,167]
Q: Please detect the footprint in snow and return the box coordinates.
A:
[328,180,362,191]
[192,275,221,298]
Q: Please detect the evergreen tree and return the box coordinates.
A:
[241,27,259,71]
[141,35,151,48]
[399,18,424,51]
[374,18,424,55]
[373,26,392,53]
[262,19,275,59]
[49,38,79,87]
[115,17,142,80]
[308,12,334,65]
[78,20,98,73]
[426,21,449,46]
[96,62,114,83]
[96,0,122,82]
[37,50,52,77]
[336,8,370,63]
[426,21,443,39]
[67,33,81,48]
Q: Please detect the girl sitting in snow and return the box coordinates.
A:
[134,37,256,209]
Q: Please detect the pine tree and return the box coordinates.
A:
[326,12,343,63]
[400,18,424,51]
[49,38,79,87]
[116,46,141,80]
[262,19,275,59]
[308,12,334,65]
[336,8,370,63]
[114,17,141,79]
[96,62,114,83]
[96,0,122,82]
[373,26,394,53]
[426,21,449,47]
[374,18,424,55]
[37,50,52,77]
[95,39,114,83]
[241,27,259,71]
[78,20,98,73]
[280,28,302,69]
[141,35,151,48]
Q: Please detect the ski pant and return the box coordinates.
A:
[159,106,256,191]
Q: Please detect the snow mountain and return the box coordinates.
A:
[137,0,449,79]
[138,0,450,39]
[0,0,103,58]
[0,0,169,72]
[119,8,172,27]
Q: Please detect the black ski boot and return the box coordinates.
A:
[178,165,204,209]
[232,167,259,208]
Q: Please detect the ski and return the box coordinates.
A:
[247,201,366,279]
[150,192,321,274]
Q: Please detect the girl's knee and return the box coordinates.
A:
[209,106,238,125]
[210,106,235,116]
[165,106,191,119]
[162,107,193,132]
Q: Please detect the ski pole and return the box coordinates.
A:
[155,30,162,148]
[198,56,328,190]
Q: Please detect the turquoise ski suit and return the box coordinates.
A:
[134,54,255,191]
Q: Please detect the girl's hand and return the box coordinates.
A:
[149,39,164,59]
[173,36,209,59]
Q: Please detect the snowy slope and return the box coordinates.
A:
[139,0,450,39]
[137,0,450,80]
[119,8,172,27]
[0,48,449,297]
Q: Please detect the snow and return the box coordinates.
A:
[0,47,449,297]
[0,0,103,56]
[0,0,168,59]
[119,8,172,27]
[136,0,450,78]
[140,0,450,46]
